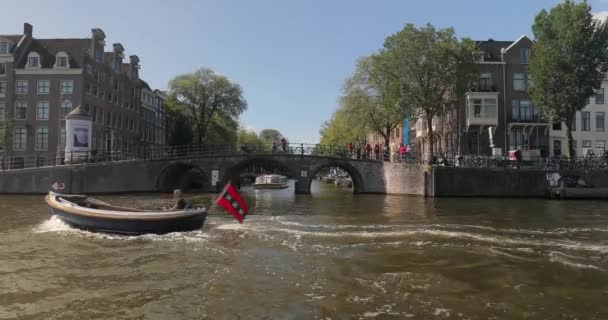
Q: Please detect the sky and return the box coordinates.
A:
[3,0,608,142]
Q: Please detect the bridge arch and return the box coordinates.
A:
[157,162,208,192]
[227,157,293,187]
[309,161,364,194]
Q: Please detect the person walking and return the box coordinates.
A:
[364,143,372,160]
[372,143,380,160]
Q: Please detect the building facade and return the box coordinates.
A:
[549,78,608,157]
[0,23,167,165]
[411,36,548,159]
[140,81,166,147]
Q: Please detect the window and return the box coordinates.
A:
[597,140,606,155]
[16,80,28,94]
[597,112,605,132]
[14,102,27,120]
[553,122,562,131]
[571,115,576,131]
[520,48,531,64]
[0,63,5,75]
[514,73,526,91]
[92,106,97,123]
[582,111,591,131]
[37,80,50,94]
[0,102,4,121]
[0,81,5,97]
[473,99,482,118]
[596,88,605,105]
[105,112,111,126]
[26,52,40,69]
[479,73,493,91]
[509,129,530,150]
[0,39,8,54]
[13,128,26,150]
[512,100,533,121]
[60,100,72,118]
[35,127,48,150]
[583,140,592,148]
[553,140,562,156]
[36,101,49,120]
[60,80,73,94]
[95,44,103,62]
[54,52,69,68]
[59,128,66,147]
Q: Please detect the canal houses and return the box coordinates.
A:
[0,23,167,166]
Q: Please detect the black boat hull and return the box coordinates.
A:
[48,207,207,235]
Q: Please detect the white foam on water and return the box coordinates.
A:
[434,308,451,317]
[33,216,210,242]
[548,252,606,271]
[362,304,400,318]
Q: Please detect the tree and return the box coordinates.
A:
[165,97,194,146]
[376,23,477,158]
[319,103,367,146]
[529,0,608,158]
[169,68,247,145]
[259,129,283,144]
[340,55,407,150]
[237,127,266,150]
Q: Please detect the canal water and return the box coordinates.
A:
[1,181,608,319]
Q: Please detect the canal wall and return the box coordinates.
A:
[382,163,428,196]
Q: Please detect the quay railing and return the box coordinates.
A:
[3,142,608,172]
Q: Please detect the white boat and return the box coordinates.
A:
[253,174,289,189]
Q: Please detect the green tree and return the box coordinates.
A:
[165,97,194,146]
[319,105,367,146]
[529,0,608,158]
[169,67,247,145]
[259,129,283,144]
[0,119,12,152]
[339,55,407,150]
[237,127,266,150]
[376,23,477,157]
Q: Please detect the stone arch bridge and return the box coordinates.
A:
[0,153,419,195]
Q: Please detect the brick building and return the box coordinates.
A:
[0,23,166,164]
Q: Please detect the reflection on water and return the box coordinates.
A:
[0,180,608,319]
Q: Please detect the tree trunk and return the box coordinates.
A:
[426,114,434,161]
[566,111,575,160]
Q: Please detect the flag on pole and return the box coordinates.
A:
[216,182,249,223]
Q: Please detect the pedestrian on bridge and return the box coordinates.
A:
[280,137,287,152]
[374,143,380,160]
[365,143,372,160]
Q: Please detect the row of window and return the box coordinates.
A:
[86,84,137,111]
[13,127,65,151]
[553,139,606,156]
[89,106,138,132]
[11,80,73,95]
[0,100,73,121]
[553,111,606,132]
[24,52,70,69]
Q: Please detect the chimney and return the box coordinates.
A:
[24,23,33,37]
[488,38,494,42]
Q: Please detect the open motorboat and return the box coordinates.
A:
[253,174,289,189]
[45,192,207,235]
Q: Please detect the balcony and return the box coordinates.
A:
[465,92,499,130]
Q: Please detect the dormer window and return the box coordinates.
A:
[54,52,70,68]
[0,39,8,54]
[26,52,41,69]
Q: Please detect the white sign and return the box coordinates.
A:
[51,182,65,191]
[301,171,308,177]
[211,170,219,186]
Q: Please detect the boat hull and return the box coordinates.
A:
[253,184,289,189]
[45,192,207,235]
[48,206,206,235]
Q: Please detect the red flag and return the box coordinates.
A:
[216,183,249,223]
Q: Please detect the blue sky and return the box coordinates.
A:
[3,0,608,142]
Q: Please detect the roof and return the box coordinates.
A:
[0,35,24,53]
[504,35,533,52]
[15,38,91,68]
[66,105,90,120]
[476,39,514,62]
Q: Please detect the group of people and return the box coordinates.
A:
[271,137,288,152]
[346,142,411,161]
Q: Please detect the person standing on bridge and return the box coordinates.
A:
[374,143,380,160]
[348,143,354,158]
[356,144,362,160]
[280,136,287,152]
[364,143,372,160]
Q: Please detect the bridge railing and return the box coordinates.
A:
[0,142,386,171]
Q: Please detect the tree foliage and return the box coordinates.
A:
[168,67,247,145]
[529,0,608,158]
[237,128,267,150]
[259,129,283,144]
[319,102,367,147]
[165,97,194,146]
[375,23,477,156]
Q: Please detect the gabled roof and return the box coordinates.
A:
[476,39,513,62]
[0,35,25,53]
[15,38,91,68]
[504,35,533,52]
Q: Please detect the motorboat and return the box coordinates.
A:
[45,192,207,235]
[253,174,289,189]
[334,177,353,188]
